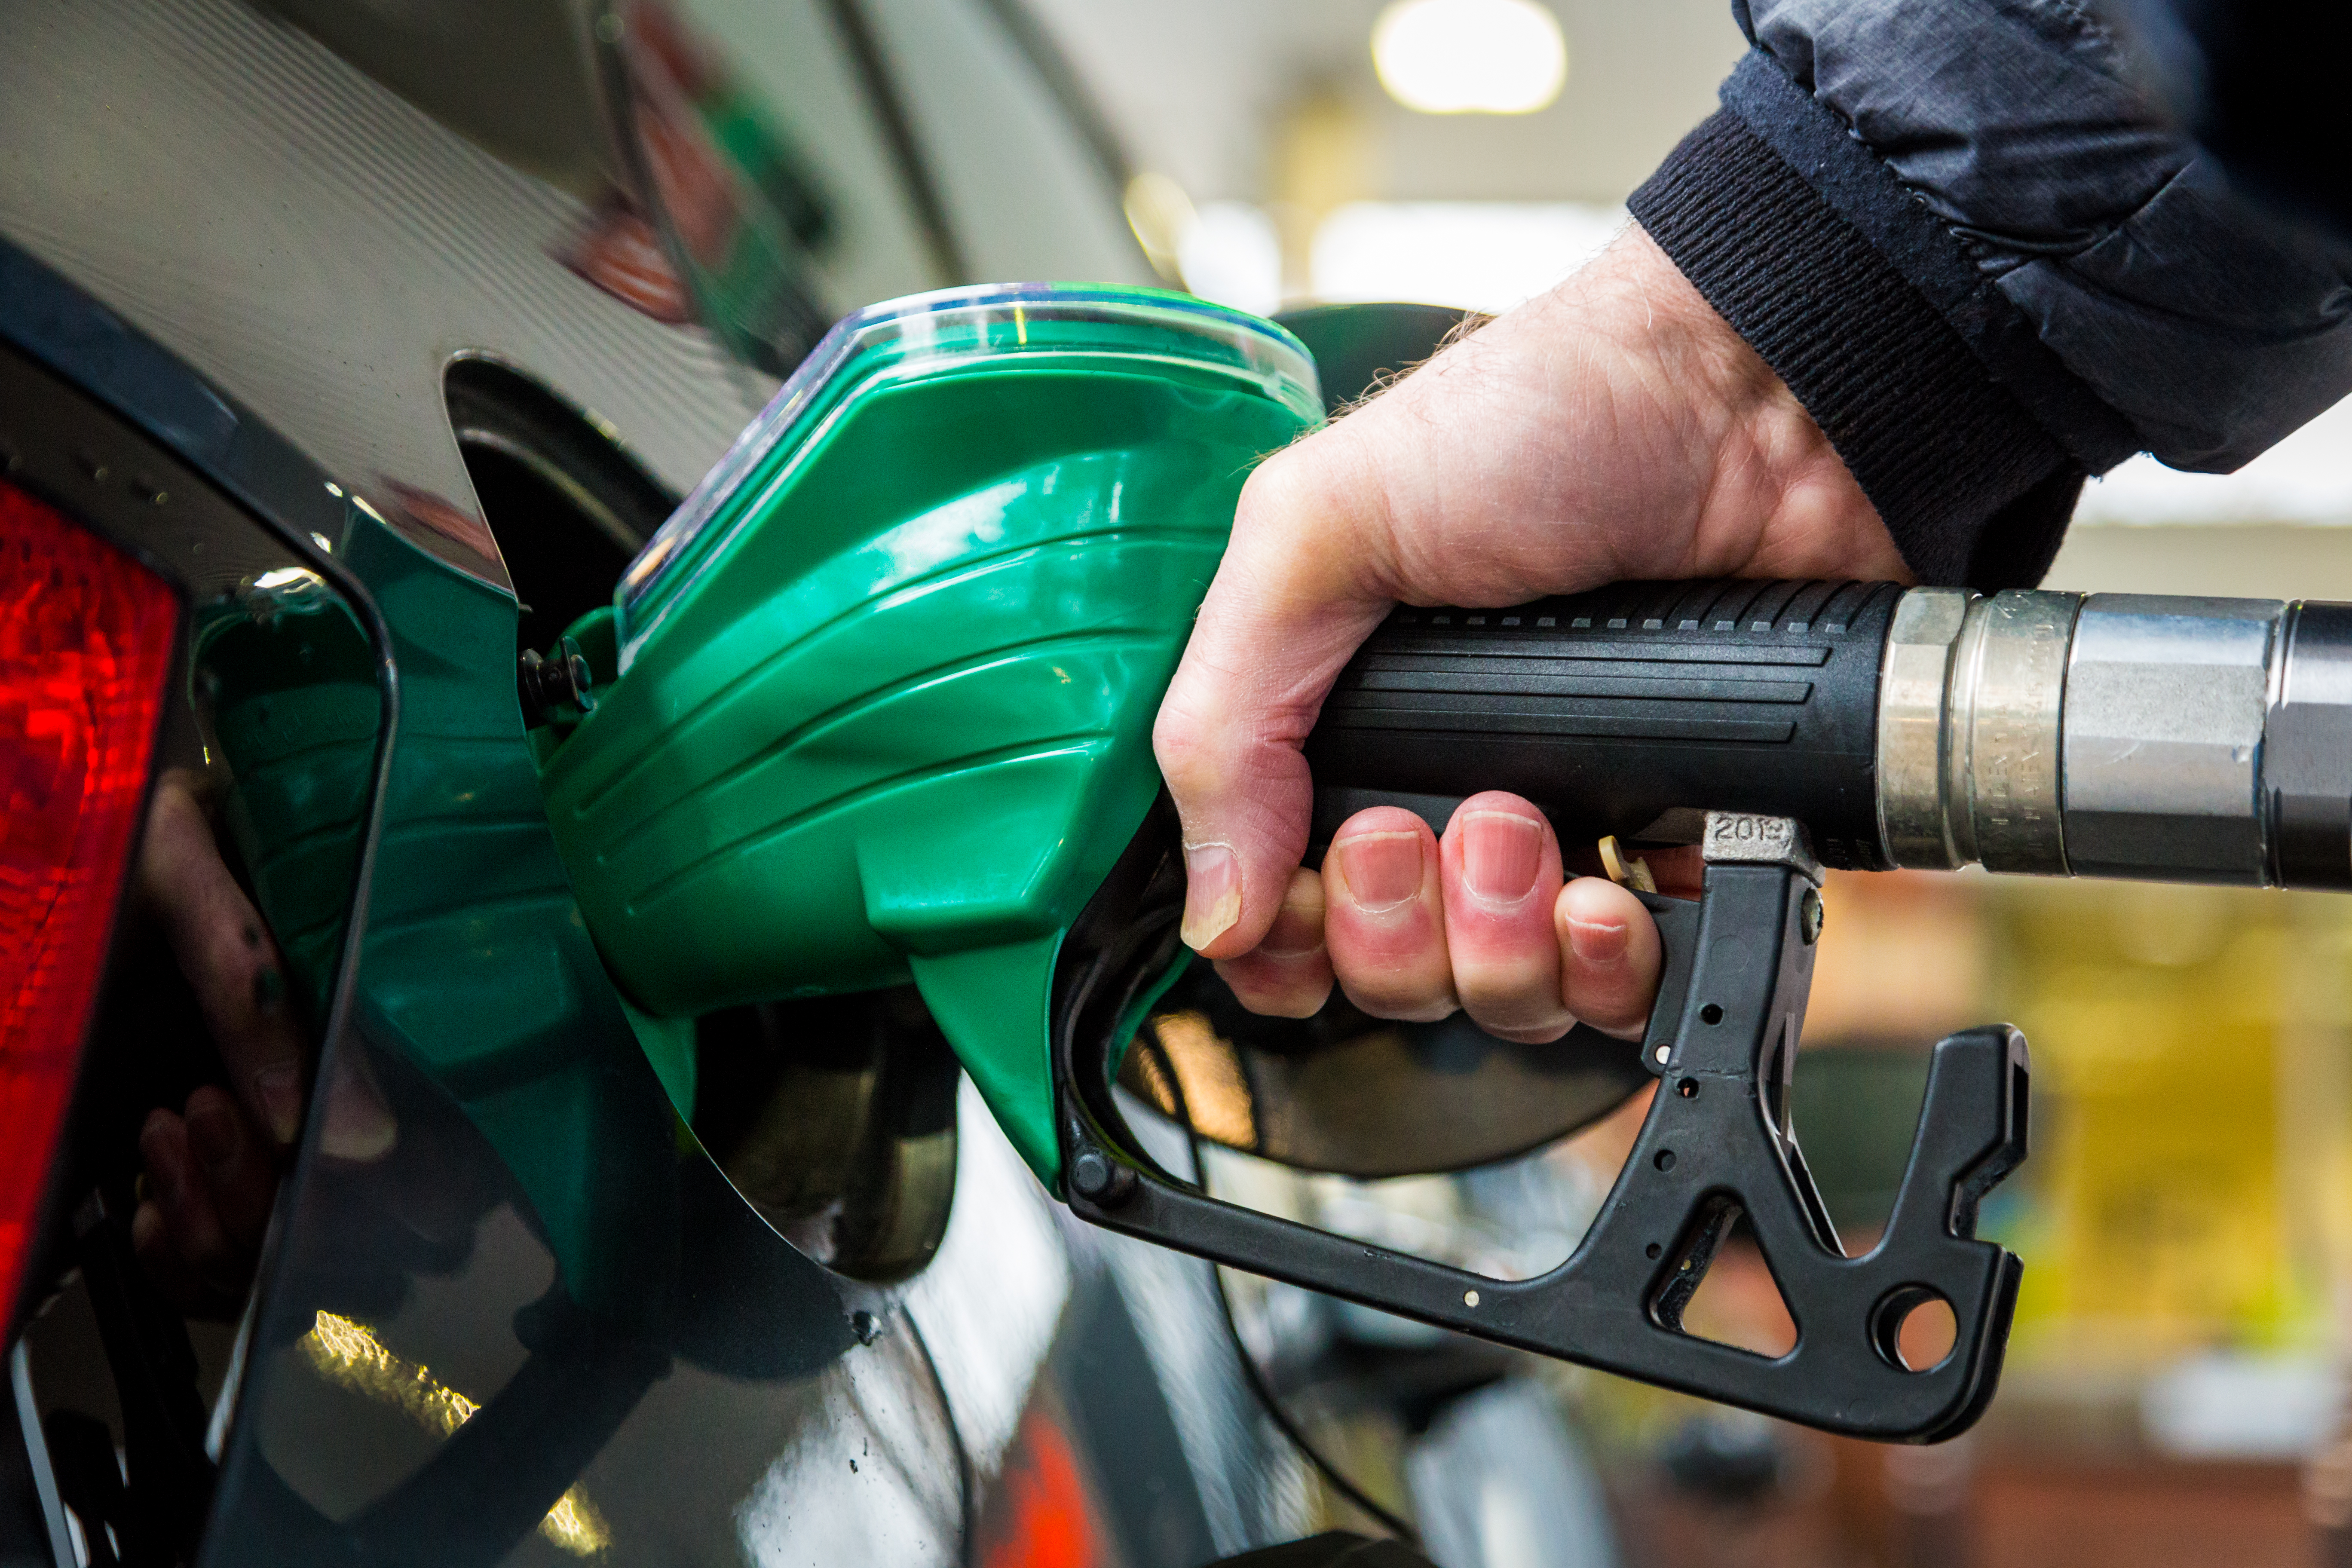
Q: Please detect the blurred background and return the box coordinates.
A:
[1015,3,2352,1567]
[1026,0,2352,600]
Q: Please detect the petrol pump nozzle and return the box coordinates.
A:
[1058,578,2352,1443]
[530,281,2352,1447]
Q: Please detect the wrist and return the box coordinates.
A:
[1631,90,2094,588]
[1591,227,1910,585]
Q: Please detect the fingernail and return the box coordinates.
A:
[1567,916,1627,965]
[1335,830,1424,912]
[188,1099,239,1173]
[254,1062,303,1145]
[1180,843,1242,949]
[1460,811,1543,902]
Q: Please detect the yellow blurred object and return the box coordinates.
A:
[1984,880,2352,1369]
[1807,871,1986,1042]
[1270,91,1371,298]
[300,1310,612,1555]
[1793,870,2352,1394]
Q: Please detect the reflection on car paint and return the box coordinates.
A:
[0,0,763,592]
[295,1309,611,1556]
[616,1,836,374]
[1090,1228,1303,1556]
[208,497,1035,1564]
[193,567,380,1025]
[906,1081,1073,1474]
[974,1407,1102,1568]
[732,1329,962,1565]
[560,192,696,326]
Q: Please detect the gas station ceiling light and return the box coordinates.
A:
[1372,0,1568,115]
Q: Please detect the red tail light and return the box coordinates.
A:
[0,478,178,1318]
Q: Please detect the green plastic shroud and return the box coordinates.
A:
[540,284,1320,1189]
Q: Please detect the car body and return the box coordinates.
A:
[0,3,1317,1562]
[0,5,1626,1565]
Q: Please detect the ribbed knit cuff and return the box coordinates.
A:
[1629,67,2104,589]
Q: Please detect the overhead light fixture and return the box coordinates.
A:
[1372,0,1568,116]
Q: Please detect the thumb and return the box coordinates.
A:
[1154,439,1396,960]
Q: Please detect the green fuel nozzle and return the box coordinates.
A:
[539,284,1320,1186]
[538,288,2084,1444]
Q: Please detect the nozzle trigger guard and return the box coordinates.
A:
[1055,808,2028,1443]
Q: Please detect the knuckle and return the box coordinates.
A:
[1149,715,1202,784]
[1233,438,1360,554]
[1234,446,1312,521]
[1150,730,1223,814]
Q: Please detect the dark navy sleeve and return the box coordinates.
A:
[1627,0,2352,590]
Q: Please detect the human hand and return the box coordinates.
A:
[1153,227,1906,1039]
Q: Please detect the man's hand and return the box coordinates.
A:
[1154,227,1906,1037]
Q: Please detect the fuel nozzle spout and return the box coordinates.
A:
[1879,589,2352,888]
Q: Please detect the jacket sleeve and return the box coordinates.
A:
[1626,0,2352,589]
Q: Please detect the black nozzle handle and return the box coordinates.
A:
[1303,579,1902,870]
[1059,836,2029,1442]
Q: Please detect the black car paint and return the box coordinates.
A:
[0,0,1304,1562]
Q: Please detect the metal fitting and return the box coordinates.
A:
[2268,603,2352,888]
[1946,591,2076,875]
[1877,589,2079,874]
[1876,588,1972,869]
[519,634,598,726]
[2061,595,2278,884]
[1875,585,2352,888]
[1067,1146,1136,1207]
